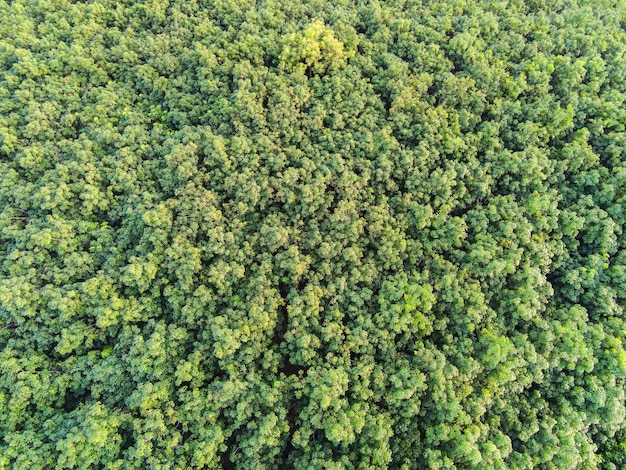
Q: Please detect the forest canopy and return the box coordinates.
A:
[1,0,626,468]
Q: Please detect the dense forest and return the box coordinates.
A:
[1,0,625,468]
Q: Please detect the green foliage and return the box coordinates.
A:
[1,0,625,468]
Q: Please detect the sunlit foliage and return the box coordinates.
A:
[1,0,625,468]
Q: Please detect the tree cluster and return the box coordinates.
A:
[1,0,625,468]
